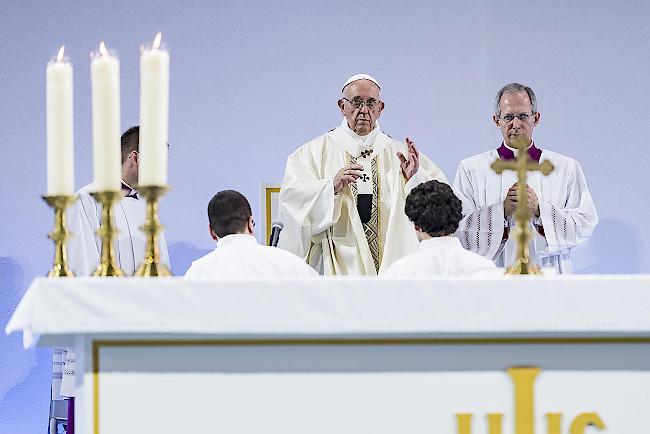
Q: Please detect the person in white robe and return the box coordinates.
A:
[185,190,317,277]
[278,74,447,275]
[382,180,496,276]
[60,126,170,405]
[452,83,598,273]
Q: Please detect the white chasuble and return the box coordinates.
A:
[452,148,598,274]
[60,181,171,397]
[278,121,447,275]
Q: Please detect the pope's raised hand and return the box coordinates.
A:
[397,137,420,181]
[333,164,364,194]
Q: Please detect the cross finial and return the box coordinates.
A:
[490,136,555,274]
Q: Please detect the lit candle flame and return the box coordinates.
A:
[56,46,65,62]
[153,32,162,50]
[99,41,108,56]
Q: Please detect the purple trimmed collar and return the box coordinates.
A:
[497,142,541,162]
[121,181,139,199]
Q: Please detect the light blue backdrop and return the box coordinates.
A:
[1,0,649,431]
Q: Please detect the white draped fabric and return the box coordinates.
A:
[381,236,497,277]
[185,234,317,277]
[452,148,598,273]
[7,277,650,348]
[278,121,447,275]
[60,181,171,397]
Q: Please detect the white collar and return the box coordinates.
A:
[419,236,462,249]
[504,141,534,152]
[216,233,257,248]
[340,118,380,147]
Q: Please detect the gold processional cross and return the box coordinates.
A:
[490,136,554,275]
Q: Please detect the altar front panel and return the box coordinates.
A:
[86,337,650,434]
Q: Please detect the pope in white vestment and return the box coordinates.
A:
[278,74,446,275]
[452,83,598,273]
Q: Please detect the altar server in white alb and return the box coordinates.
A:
[185,190,318,277]
[278,74,447,275]
[62,126,170,399]
[382,180,496,276]
[452,83,598,273]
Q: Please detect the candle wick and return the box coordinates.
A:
[153,32,162,50]
[56,46,65,63]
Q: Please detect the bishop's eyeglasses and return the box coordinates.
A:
[498,113,535,123]
[342,97,381,110]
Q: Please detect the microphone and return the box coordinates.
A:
[269,220,284,247]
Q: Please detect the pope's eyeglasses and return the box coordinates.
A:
[342,97,380,110]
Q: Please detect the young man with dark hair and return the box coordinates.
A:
[185,190,317,277]
[381,180,495,276]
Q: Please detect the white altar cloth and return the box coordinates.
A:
[6,276,650,434]
[7,275,650,347]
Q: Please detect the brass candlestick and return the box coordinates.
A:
[91,190,124,277]
[43,195,77,277]
[491,137,554,275]
[134,185,172,277]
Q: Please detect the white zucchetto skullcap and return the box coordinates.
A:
[341,74,381,92]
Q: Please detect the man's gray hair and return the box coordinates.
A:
[494,83,537,116]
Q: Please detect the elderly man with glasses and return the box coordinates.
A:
[278,74,446,275]
[452,83,598,273]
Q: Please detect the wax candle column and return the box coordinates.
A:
[46,46,74,196]
[90,42,121,192]
[139,32,170,186]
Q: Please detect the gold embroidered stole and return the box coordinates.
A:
[346,152,382,273]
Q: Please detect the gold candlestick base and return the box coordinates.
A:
[43,195,77,277]
[135,185,172,277]
[506,260,542,275]
[91,190,124,277]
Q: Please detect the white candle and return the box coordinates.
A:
[46,46,74,196]
[90,42,121,192]
[139,32,169,186]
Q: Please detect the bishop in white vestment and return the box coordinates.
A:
[185,190,317,278]
[278,74,447,275]
[452,84,598,273]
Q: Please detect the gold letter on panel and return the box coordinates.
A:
[457,413,472,434]
[569,413,605,434]
[507,367,541,434]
